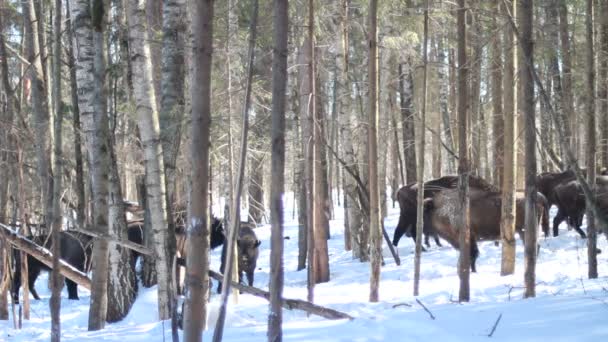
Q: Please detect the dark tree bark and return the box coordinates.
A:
[183,0,214,340]
[600,0,608,167]
[268,1,288,338]
[50,0,63,339]
[368,0,381,303]
[399,61,417,184]
[521,0,538,299]
[457,0,470,303]
[491,5,504,188]
[585,0,598,279]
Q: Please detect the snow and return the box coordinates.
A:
[2,195,608,341]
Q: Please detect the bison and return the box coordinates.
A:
[12,231,93,301]
[553,176,608,238]
[537,168,608,236]
[422,187,549,272]
[217,223,261,293]
[392,175,501,247]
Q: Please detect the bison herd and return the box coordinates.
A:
[10,218,261,303]
[392,170,608,271]
[9,168,606,302]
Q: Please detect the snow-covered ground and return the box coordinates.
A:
[2,195,608,341]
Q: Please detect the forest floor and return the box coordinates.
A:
[2,194,608,341]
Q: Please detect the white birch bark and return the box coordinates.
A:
[127,0,171,320]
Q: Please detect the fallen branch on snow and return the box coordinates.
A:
[208,270,354,321]
[415,298,435,320]
[487,313,502,337]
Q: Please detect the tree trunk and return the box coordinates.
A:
[248,152,265,224]
[213,0,257,339]
[160,0,187,272]
[268,1,288,338]
[183,0,214,339]
[305,0,316,302]
[24,0,52,229]
[492,5,504,188]
[314,57,330,284]
[50,0,63,339]
[368,0,381,303]
[71,0,112,330]
[414,0,429,297]
[600,0,608,167]
[521,0,537,299]
[146,0,162,110]
[0,224,92,290]
[0,237,7,320]
[559,1,576,161]
[501,0,518,277]
[457,0,470,303]
[546,0,566,169]
[296,112,308,270]
[208,270,353,321]
[334,0,361,257]
[400,61,417,184]
[437,36,455,174]
[66,1,86,229]
[127,0,172,320]
[469,13,482,176]
[585,0,598,279]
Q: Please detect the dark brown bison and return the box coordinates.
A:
[12,231,93,301]
[392,175,501,247]
[553,176,608,238]
[422,187,549,272]
[217,224,261,293]
[537,168,608,236]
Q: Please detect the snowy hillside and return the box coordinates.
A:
[2,197,607,341]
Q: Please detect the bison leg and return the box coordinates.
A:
[66,279,79,300]
[424,234,431,248]
[433,233,442,247]
[246,270,254,287]
[28,269,41,300]
[392,214,411,246]
[470,240,480,273]
[572,218,587,239]
[552,209,567,237]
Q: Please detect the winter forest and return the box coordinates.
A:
[0,0,608,341]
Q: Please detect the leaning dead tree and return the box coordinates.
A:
[0,224,91,290]
[208,271,353,321]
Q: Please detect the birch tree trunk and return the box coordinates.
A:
[521,0,538,299]
[49,0,62,339]
[127,0,171,320]
[501,0,518,277]
[71,0,111,330]
[457,0,470,303]
[585,0,598,279]
[183,0,214,339]
[66,1,86,229]
[268,1,288,338]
